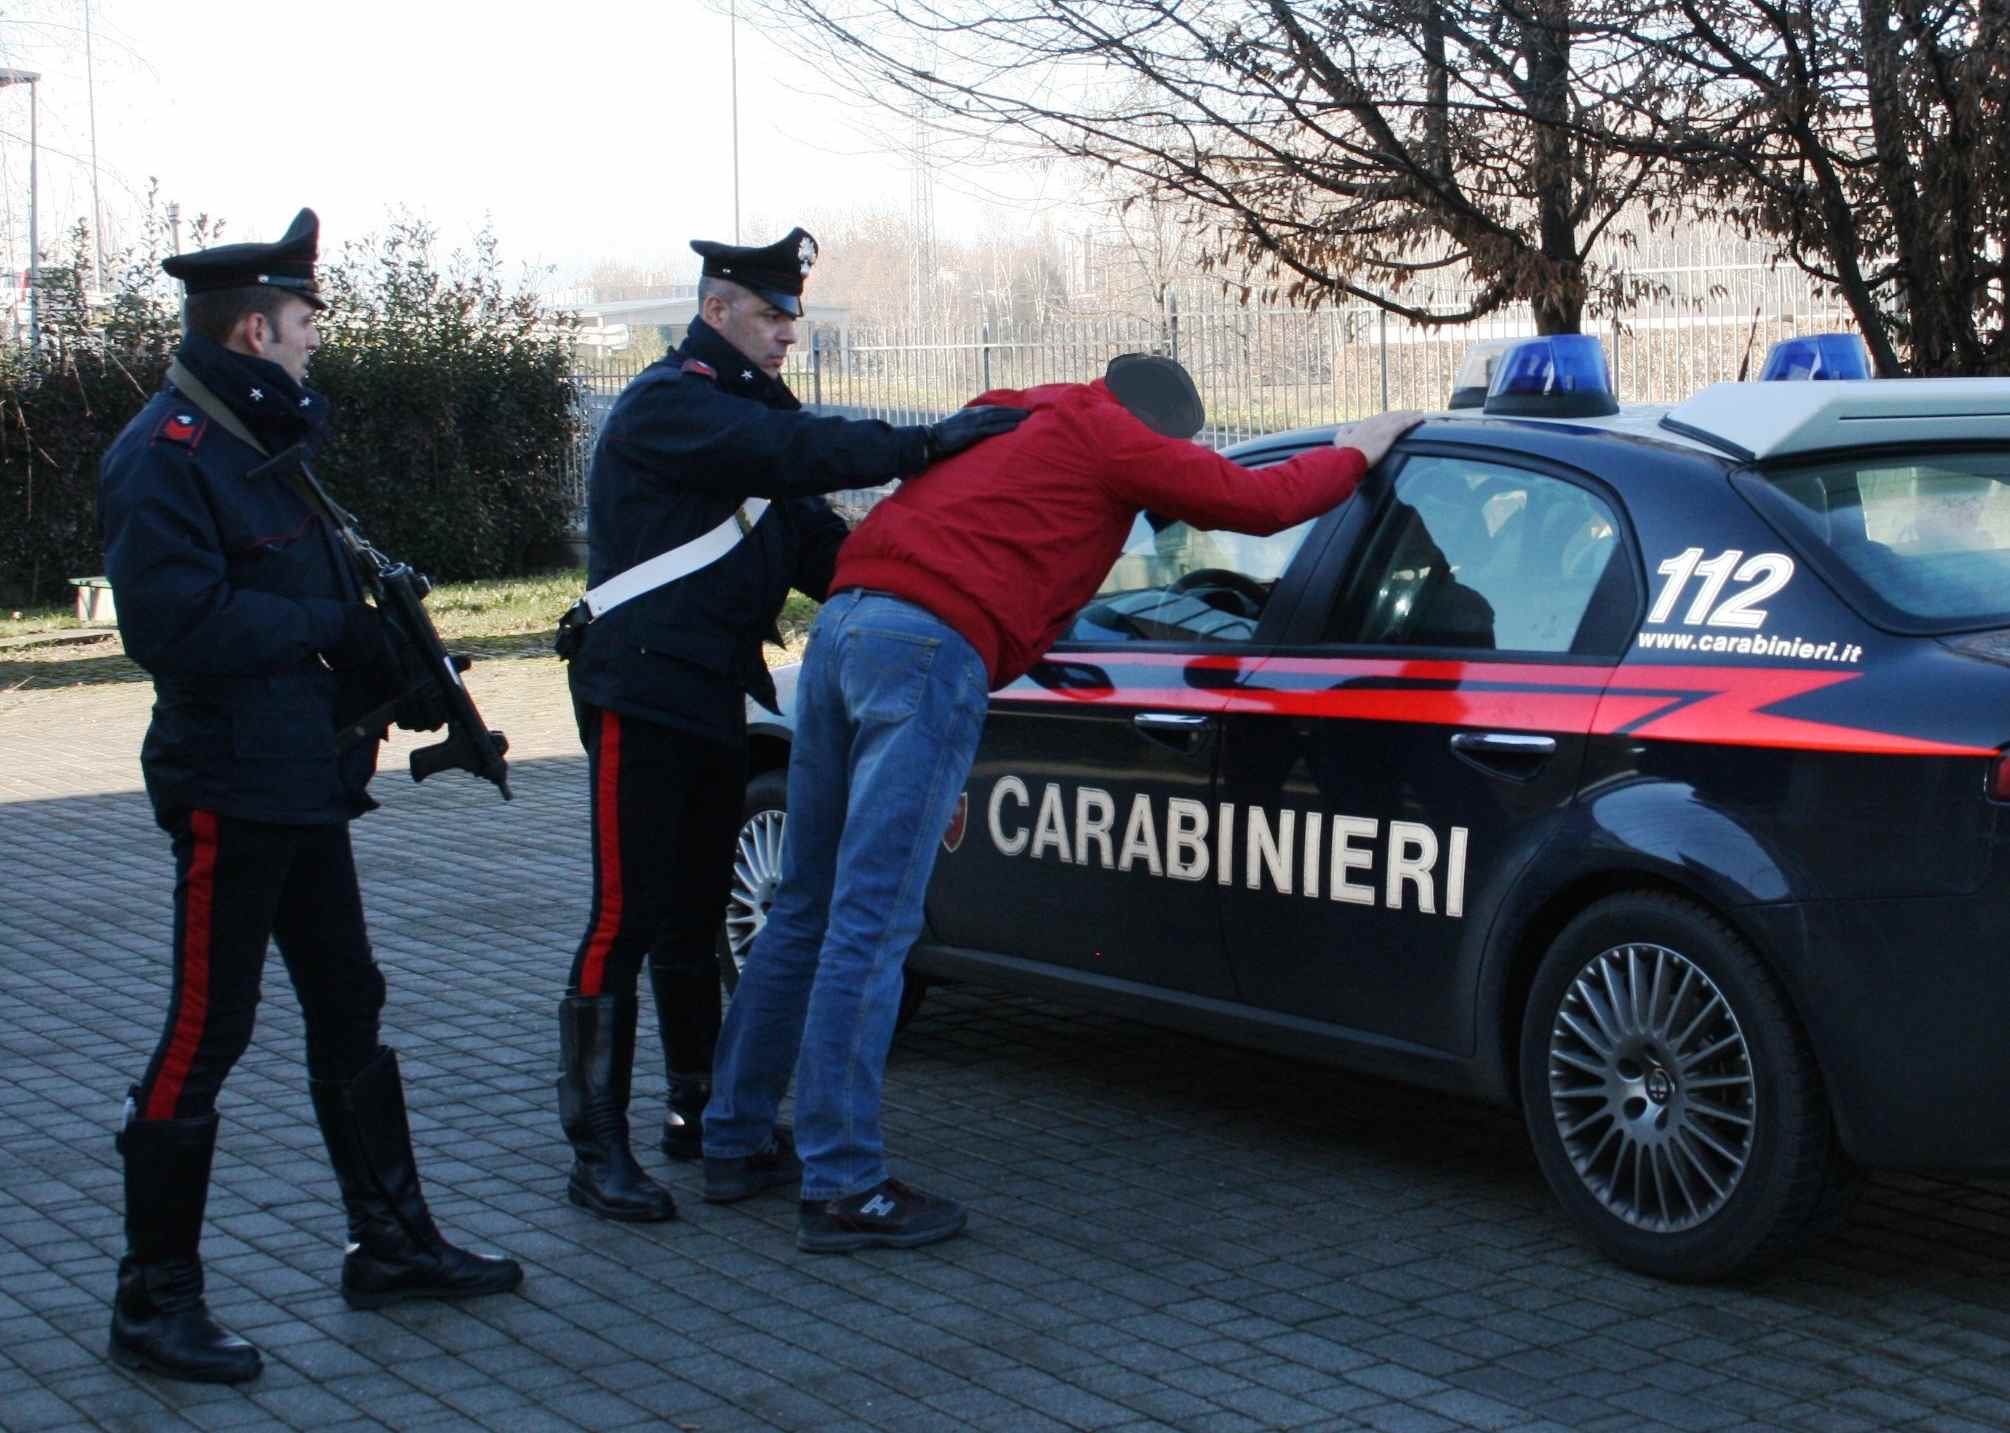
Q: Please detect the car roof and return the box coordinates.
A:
[1228,377,2010,472]
[1224,406,1728,473]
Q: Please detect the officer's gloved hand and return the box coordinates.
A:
[326,603,402,679]
[922,405,1032,464]
[393,674,450,733]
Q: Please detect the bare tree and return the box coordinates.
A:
[733,0,1709,333]
[1591,0,2005,375]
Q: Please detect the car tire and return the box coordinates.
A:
[717,766,929,1031]
[1518,891,1856,1281]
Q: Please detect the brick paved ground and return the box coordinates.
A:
[5,653,2010,1433]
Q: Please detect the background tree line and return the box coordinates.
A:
[0,199,580,608]
[727,0,2005,376]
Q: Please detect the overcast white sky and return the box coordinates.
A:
[0,0,1059,287]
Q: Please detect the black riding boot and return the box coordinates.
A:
[310,1048,525,1309]
[557,994,677,1220]
[662,1071,711,1161]
[108,1109,262,1384]
[650,965,720,1160]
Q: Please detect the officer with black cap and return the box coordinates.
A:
[551,226,1027,1224]
[98,209,523,1385]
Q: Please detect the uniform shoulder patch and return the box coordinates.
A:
[152,409,208,450]
[679,359,717,382]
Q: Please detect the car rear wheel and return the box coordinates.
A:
[1518,891,1855,1281]
[717,766,929,1030]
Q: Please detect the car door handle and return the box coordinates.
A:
[1449,730,1557,781]
[1133,711,1213,751]
[1449,732,1558,757]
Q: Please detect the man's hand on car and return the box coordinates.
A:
[923,405,1032,464]
[1335,410,1427,468]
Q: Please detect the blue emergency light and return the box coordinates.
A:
[1483,334,1619,418]
[1758,332,1871,382]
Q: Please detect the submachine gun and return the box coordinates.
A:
[247,445,513,801]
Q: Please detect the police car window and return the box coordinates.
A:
[1743,452,2010,630]
[1325,456,1623,653]
[1065,506,1320,644]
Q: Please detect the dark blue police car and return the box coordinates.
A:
[728,334,2010,1280]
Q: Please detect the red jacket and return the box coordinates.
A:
[833,379,1369,687]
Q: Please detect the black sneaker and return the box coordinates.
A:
[702,1129,802,1203]
[797,1178,966,1253]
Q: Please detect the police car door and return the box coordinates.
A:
[922,505,1334,1000]
[1216,448,1638,1052]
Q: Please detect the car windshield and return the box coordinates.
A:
[1740,448,2010,631]
[1065,512,1319,644]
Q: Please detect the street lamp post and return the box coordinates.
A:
[0,68,41,350]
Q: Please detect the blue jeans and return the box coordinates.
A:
[705,590,989,1201]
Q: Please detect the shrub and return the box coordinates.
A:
[0,199,580,605]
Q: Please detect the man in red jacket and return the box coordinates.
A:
[704,355,1423,1251]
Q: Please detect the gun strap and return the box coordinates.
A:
[168,359,368,579]
[166,360,272,457]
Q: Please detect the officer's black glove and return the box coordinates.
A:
[922,405,1031,464]
[326,603,402,679]
[393,670,450,733]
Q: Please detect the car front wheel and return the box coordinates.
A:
[717,766,929,1029]
[1518,891,1855,1281]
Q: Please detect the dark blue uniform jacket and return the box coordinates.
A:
[567,317,928,740]
[99,334,380,826]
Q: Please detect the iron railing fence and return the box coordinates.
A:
[561,260,1854,517]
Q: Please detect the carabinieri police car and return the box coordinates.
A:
[728,333,2010,1281]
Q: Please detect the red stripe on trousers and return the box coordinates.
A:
[147,809,219,1120]
[577,710,624,995]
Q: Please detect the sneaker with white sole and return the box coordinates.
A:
[796,1178,966,1253]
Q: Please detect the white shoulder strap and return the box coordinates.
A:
[580,498,771,619]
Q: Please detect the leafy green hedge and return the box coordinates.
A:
[0,203,580,606]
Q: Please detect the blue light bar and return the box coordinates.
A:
[1482,335,1619,418]
[1758,332,1871,382]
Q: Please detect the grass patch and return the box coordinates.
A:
[1,602,91,640]
[422,569,586,641]
[2,568,824,692]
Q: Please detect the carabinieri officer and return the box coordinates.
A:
[98,210,522,1385]
[553,225,1024,1221]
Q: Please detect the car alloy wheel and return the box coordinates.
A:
[720,772,789,993]
[1520,891,1855,1280]
[1545,940,1755,1233]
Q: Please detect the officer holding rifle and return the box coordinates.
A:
[97,209,522,1385]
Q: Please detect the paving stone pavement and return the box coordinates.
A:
[5,653,2010,1433]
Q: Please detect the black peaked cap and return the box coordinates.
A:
[1106,353,1206,440]
[691,227,818,317]
[162,208,326,309]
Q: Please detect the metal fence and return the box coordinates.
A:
[564,256,1854,517]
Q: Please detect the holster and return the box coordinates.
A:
[553,600,592,662]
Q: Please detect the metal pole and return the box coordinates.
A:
[85,1,104,288]
[730,0,741,243]
[28,77,38,351]
[1379,307,1389,412]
